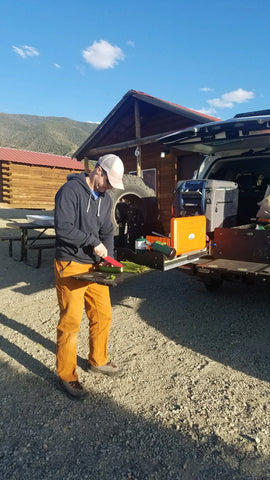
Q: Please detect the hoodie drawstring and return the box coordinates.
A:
[87,195,101,216]
[97,198,101,217]
[87,195,91,213]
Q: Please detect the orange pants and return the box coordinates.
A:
[54,260,112,382]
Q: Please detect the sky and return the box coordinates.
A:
[1,0,270,124]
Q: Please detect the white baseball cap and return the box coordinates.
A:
[97,154,124,190]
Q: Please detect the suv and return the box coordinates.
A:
[160,109,270,289]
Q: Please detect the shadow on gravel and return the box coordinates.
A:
[1,250,270,385]
[0,208,55,294]
[0,253,56,295]
[0,314,87,373]
[111,269,270,384]
[1,361,267,480]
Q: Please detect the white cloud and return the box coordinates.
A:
[82,40,125,70]
[12,45,39,58]
[208,97,233,108]
[54,63,61,69]
[127,40,135,47]
[207,88,254,109]
[200,87,213,92]
[197,107,217,116]
[24,45,39,57]
[12,46,26,58]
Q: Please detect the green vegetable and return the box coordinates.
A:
[120,261,151,274]
[106,274,116,280]
[99,265,123,273]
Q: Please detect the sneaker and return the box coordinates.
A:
[89,360,124,377]
[59,379,89,399]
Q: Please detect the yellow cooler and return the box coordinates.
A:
[170,215,206,256]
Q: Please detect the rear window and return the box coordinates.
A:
[206,155,270,189]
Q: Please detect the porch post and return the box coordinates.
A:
[134,100,142,177]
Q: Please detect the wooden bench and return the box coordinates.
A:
[1,234,55,258]
[0,235,40,258]
[1,234,55,267]
[27,241,56,268]
[3,220,56,267]
[0,235,22,257]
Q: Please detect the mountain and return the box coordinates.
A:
[0,112,99,157]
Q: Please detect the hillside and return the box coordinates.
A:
[0,112,99,157]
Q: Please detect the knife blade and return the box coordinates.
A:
[103,255,123,268]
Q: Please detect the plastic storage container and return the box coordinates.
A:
[170,215,206,256]
[175,179,239,233]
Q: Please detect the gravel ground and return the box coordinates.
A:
[0,207,270,480]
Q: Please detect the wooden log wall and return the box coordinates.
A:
[1,162,83,209]
[0,162,4,202]
[157,154,177,235]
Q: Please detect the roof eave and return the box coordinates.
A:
[129,90,219,123]
[72,94,129,160]
[72,89,220,161]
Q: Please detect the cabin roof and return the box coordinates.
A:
[0,147,83,169]
[73,89,220,161]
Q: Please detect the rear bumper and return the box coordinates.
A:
[179,257,270,284]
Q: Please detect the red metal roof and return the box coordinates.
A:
[0,147,84,169]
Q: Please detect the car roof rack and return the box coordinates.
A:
[234,109,270,118]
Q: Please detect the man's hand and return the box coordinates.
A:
[93,243,108,259]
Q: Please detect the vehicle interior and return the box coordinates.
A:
[206,154,270,224]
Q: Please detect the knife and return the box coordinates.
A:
[103,255,123,268]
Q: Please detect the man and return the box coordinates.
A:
[54,154,125,399]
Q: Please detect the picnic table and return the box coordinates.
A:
[3,217,55,268]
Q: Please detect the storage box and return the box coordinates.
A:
[214,226,270,262]
[170,215,206,255]
[176,179,239,233]
[146,235,171,249]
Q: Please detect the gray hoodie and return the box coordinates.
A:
[54,172,114,264]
